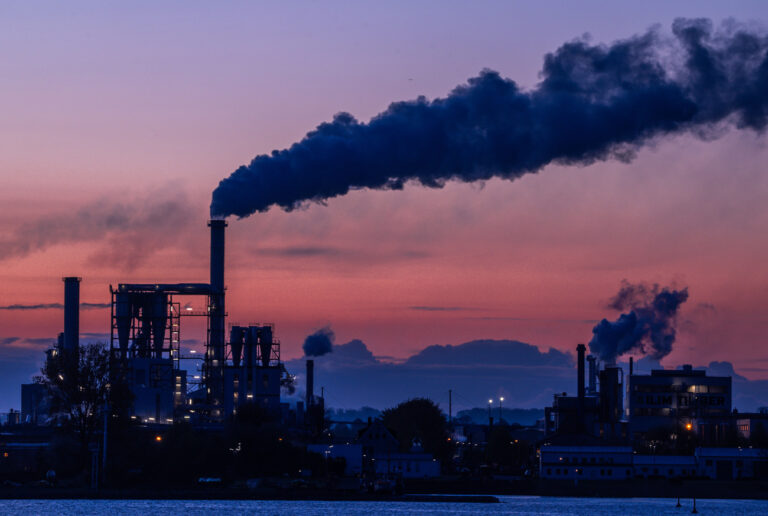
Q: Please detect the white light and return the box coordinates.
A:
[190,350,197,354]
[489,399,493,404]
[500,397,504,402]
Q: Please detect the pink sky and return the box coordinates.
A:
[2,1,768,389]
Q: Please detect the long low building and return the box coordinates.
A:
[540,445,768,480]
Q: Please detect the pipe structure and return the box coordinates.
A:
[62,277,81,355]
[208,219,227,412]
[587,356,597,395]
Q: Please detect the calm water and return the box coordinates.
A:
[0,496,765,515]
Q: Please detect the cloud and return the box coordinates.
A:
[406,339,573,368]
[255,246,344,257]
[0,302,110,311]
[408,306,474,312]
[285,338,575,410]
[1,337,56,349]
[0,193,197,270]
[284,338,768,412]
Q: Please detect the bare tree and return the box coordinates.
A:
[37,343,110,449]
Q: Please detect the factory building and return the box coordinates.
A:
[540,445,768,480]
[223,324,282,416]
[19,219,292,426]
[539,445,633,480]
[108,220,289,423]
[109,283,190,423]
[545,344,733,445]
[544,344,627,440]
[628,365,732,442]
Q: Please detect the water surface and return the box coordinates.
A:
[1,496,765,515]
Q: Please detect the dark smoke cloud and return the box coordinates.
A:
[0,302,110,311]
[0,195,195,269]
[211,19,768,218]
[303,326,335,357]
[589,281,689,362]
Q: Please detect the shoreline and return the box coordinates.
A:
[2,478,768,501]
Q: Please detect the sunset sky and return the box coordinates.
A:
[2,1,768,409]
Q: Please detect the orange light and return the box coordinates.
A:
[685,423,693,431]
[155,435,163,442]
[2,452,7,458]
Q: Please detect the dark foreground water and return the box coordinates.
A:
[0,496,766,515]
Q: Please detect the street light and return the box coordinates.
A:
[488,399,493,425]
[499,396,504,423]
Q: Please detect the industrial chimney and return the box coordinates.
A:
[577,344,586,401]
[208,219,227,409]
[306,359,314,410]
[62,277,80,355]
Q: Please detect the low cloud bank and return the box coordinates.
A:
[286,339,768,412]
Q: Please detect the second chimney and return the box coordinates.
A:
[306,359,314,409]
[62,277,81,355]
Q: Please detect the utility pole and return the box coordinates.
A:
[448,389,452,424]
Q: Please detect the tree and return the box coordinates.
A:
[37,343,111,449]
[382,398,451,464]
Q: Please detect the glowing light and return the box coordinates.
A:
[155,435,163,442]
[685,423,693,431]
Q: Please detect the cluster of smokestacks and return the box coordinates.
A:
[211,19,768,219]
[589,281,689,363]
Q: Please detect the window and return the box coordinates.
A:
[547,469,552,475]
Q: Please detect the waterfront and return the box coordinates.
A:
[0,497,766,515]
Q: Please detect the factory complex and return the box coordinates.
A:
[1,221,768,490]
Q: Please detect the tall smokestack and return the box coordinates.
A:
[306,359,314,409]
[577,344,586,401]
[208,220,227,410]
[62,277,80,355]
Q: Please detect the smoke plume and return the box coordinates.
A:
[0,195,195,269]
[211,19,768,218]
[589,281,689,362]
[303,326,335,357]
